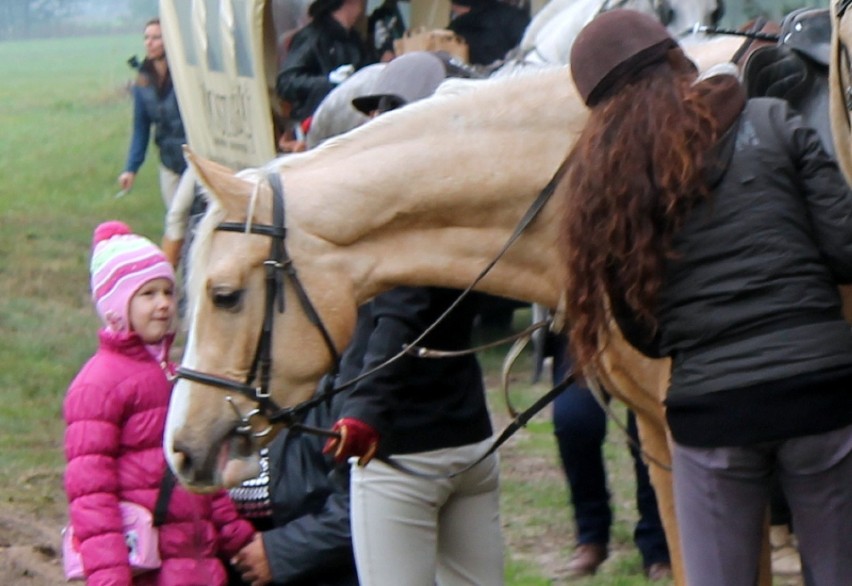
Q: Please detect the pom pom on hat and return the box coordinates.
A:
[93,220,133,245]
[90,220,175,331]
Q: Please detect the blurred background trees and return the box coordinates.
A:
[0,0,158,40]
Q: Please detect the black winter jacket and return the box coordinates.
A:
[339,287,493,456]
[259,390,358,585]
[448,1,529,66]
[645,97,852,447]
[275,16,370,122]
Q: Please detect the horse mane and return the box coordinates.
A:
[185,165,268,315]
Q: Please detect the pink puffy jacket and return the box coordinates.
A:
[64,329,254,585]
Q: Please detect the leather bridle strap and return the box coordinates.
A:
[177,172,341,427]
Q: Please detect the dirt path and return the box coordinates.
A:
[0,503,66,585]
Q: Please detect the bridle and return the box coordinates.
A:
[176,172,342,437]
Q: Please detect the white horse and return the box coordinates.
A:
[493,0,725,77]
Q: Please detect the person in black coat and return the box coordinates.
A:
[321,51,505,586]
[448,0,529,66]
[230,382,358,586]
[276,0,372,125]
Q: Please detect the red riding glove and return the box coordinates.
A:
[323,417,380,466]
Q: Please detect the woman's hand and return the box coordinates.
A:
[323,417,379,465]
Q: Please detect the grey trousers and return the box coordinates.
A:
[350,438,504,586]
[673,423,852,586]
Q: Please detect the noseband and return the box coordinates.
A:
[177,172,341,434]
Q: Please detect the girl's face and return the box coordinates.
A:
[143,23,165,61]
[129,278,175,343]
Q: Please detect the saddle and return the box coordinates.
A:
[742,8,834,156]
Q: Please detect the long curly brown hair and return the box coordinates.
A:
[558,49,719,372]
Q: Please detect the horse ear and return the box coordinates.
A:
[184,147,254,216]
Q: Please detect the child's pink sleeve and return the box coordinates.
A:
[210,490,256,557]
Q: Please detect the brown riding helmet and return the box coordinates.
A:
[570,9,678,107]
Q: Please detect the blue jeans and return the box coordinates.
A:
[551,336,669,568]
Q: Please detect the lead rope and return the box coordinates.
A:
[377,373,576,480]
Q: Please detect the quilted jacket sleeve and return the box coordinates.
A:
[777,100,852,283]
[64,378,133,585]
[211,490,256,559]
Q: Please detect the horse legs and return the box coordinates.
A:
[595,339,687,585]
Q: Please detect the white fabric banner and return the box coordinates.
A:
[159,0,277,170]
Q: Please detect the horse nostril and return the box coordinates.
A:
[171,441,194,476]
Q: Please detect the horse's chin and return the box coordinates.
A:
[217,434,262,489]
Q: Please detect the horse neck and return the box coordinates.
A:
[280,70,586,309]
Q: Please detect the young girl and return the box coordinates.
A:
[64,221,255,585]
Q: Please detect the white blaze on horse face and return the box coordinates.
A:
[164,357,193,477]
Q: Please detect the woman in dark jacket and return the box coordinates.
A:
[558,9,852,586]
[275,0,371,125]
[118,18,187,208]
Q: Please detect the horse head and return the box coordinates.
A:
[164,152,358,490]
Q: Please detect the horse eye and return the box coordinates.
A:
[211,287,243,311]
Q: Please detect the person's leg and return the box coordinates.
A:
[158,165,181,208]
[768,469,801,576]
[627,411,671,572]
[778,423,852,586]
[551,336,611,575]
[552,360,612,548]
[436,442,504,586]
[350,457,439,586]
[672,442,771,586]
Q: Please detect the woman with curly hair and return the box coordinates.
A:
[558,9,852,586]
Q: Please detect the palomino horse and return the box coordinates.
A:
[165,36,749,585]
[493,0,725,77]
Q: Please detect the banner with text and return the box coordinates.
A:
[159,0,277,170]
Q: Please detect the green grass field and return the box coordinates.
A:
[0,33,666,585]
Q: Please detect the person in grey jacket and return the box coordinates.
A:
[558,10,852,586]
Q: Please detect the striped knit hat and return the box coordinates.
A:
[90,221,175,331]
